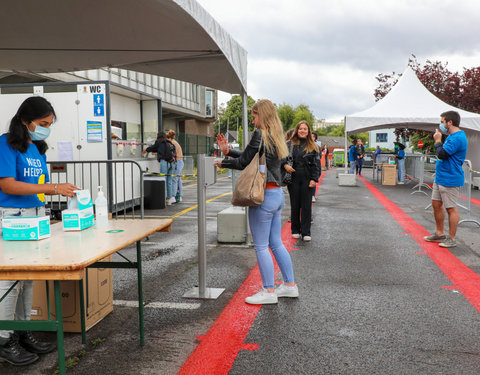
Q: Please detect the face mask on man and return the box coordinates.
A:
[28,122,51,141]
[439,122,449,135]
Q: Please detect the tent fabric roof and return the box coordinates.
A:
[345,67,480,135]
[0,0,247,94]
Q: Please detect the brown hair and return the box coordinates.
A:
[290,120,319,153]
[167,129,176,138]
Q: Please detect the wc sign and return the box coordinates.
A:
[79,84,105,117]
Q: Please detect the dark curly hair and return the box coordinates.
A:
[7,96,56,154]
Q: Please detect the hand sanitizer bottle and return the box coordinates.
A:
[95,186,108,227]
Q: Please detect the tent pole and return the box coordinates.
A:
[344,116,348,171]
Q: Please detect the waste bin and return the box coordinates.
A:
[144,175,166,209]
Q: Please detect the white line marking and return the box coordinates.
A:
[114,300,201,310]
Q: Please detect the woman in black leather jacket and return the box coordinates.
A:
[214,99,299,305]
[284,121,321,241]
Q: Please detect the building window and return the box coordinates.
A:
[206,89,214,117]
[376,133,388,142]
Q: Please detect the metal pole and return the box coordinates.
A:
[197,153,207,297]
[242,90,252,244]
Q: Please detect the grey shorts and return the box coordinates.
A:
[431,183,459,209]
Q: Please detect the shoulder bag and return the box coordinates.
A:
[231,139,267,207]
[281,142,294,186]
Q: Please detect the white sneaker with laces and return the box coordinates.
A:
[276,283,299,298]
[169,197,177,204]
[245,289,278,305]
[292,233,301,239]
[303,235,311,241]
[312,196,316,202]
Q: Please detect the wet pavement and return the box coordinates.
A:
[2,169,480,375]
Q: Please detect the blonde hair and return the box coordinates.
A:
[290,120,319,153]
[167,129,176,139]
[251,99,289,159]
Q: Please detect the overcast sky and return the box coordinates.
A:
[196,0,480,121]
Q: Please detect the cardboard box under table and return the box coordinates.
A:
[31,256,113,333]
[0,218,172,375]
[381,164,397,186]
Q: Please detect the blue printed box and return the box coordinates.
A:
[2,216,51,241]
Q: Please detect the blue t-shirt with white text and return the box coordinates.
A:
[0,134,50,208]
[435,130,467,187]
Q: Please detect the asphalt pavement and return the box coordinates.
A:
[3,168,480,375]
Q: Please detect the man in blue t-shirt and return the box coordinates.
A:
[348,140,357,174]
[424,111,468,248]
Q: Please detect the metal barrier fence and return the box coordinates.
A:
[176,133,215,156]
[46,160,145,220]
[458,160,480,227]
[404,154,433,196]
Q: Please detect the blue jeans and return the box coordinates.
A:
[397,158,405,182]
[248,188,295,289]
[349,160,356,174]
[171,159,184,198]
[160,160,174,199]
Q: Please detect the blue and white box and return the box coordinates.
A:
[62,190,95,231]
[2,216,51,241]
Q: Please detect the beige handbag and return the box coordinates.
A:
[231,140,267,207]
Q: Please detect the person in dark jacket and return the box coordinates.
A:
[214,99,299,305]
[284,121,320,241]
[143,131,175,206]
[355,139,365,176]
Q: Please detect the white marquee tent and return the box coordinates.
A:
[345,67,480,171]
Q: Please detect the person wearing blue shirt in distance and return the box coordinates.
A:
[424,111,468,248]
[0,97,79,367]
[374,145,382,163]
[394,143,405,184]
[348,139,357,174]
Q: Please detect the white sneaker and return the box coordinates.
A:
[303,236,311,241]
[292,233,301,239]
[398,181,404,184]
[312,196,316,202]
[169,197,177,204]
[276,283,299,298]
[166,199,172,206]
[245,289,278,305]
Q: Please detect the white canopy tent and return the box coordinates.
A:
[345,67,480,170]
[0,0,247,94]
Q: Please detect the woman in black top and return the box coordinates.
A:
[284,121,321,241]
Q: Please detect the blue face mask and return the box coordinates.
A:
[439,122,448,135]
[28,122,51,141]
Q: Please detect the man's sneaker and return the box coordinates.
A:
[312,196,316,202]
[292,233,301,239]
[245,289,278,305]
[276,283,299,298]
[424,233,446,242]
[439,237,456,248]
[303,235,311,241]
[169,197,177,204]
[0,335,39,366]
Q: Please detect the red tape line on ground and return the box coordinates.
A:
[360,176,480,313]
[178,171,327,374]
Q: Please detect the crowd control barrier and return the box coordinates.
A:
[46,160,145,220]
[404,154,433,196]
[458,160,480,227]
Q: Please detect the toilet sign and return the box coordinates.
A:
[418,141,424,148]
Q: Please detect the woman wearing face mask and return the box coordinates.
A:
[0,96,79,367]
[284,121,321,241]
[214,99,298,305]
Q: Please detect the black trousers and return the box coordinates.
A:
[287,171,313,236]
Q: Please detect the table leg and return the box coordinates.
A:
[79,280,86,344]
[54,280,66,375]
[136,240,145,346]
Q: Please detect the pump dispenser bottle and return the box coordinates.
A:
[95,186,108,226]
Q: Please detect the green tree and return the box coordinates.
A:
[215,95,256,135]
[291,104,315,128]
[277,103,295,131]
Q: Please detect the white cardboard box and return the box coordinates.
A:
[2,216,51,241]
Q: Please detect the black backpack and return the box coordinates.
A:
[157,140,176,163]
